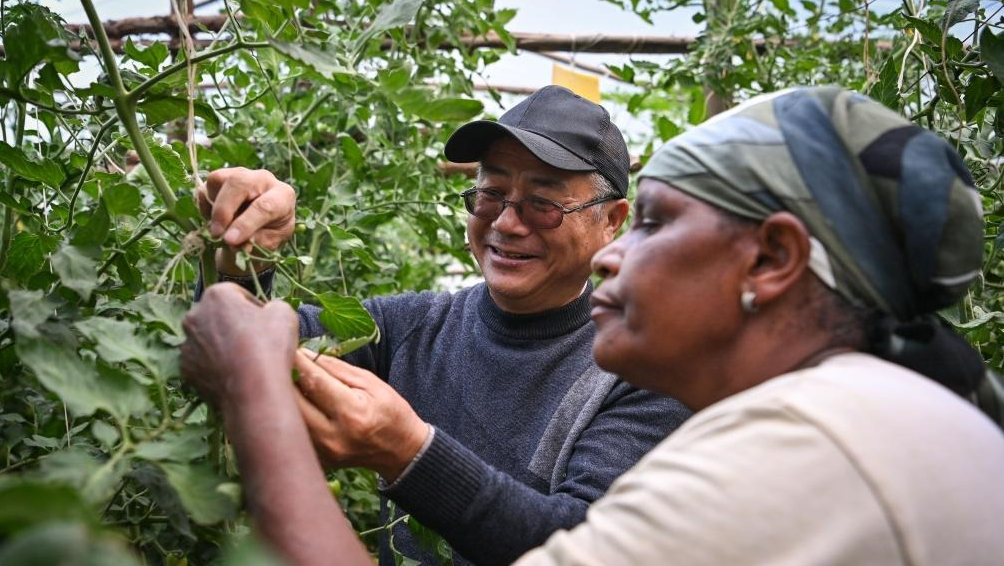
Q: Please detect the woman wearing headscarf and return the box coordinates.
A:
[512,85,1004,566]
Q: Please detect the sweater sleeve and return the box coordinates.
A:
[382,384,691,566]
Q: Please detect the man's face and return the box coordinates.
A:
[466,137,626,314]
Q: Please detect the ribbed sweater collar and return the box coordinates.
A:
[476,282,593,340]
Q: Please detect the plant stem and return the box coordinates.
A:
[60,117,119,233]
[126,41,271,105]
[0,101,26,273]
[81,0,217,286]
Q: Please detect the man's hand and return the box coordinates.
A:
[293,350,430,482]
[198,168,297,276]
[180,283,299,407]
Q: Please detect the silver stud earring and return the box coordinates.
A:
[741,291,758,314]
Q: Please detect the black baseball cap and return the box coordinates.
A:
[444,85,630,197]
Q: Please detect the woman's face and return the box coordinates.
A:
[590,179,755,407]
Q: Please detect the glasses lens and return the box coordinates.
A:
[523,197,563,229]
[465,190,503,220]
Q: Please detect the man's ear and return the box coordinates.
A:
[746,212,813,306]
[603,198,631,240]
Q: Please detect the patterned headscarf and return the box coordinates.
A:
[639,86,984,320]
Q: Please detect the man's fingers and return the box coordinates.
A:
[209,181,258,239]
[294,350,355,415]
[222,183,295,247]
[311,354,377,389]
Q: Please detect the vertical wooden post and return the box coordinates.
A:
[702,0,735,118]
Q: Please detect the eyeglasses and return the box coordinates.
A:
[460,187,616,229]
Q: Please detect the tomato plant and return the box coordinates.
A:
[0,0,514,563]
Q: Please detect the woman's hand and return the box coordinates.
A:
[180,283,299,407]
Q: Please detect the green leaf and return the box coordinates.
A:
[74,317,146,364]
[15,336,151,419]
[159,462,238,525]
[328,225,366,251]
[407,517,454,566]
[964,75,999,120]
[38,449,126,505]
[0,142,65,187]
[869,55,901,110]
[354,0,425,51]
[316,292,379,344]
[270,41,358,83]
[981,26,1004,86]
[8,289,57,339]
[0,482,95,535]
[2,232,58,281]
[134,428,210,463]
[123,37,169,70]
[380,65,412,91]
[0,522,143,566]
[123,133,189,192]
[129,293,188,340]
[138,95,222,137]
[71,201,111,247]
[414,98,484,123]
[656,116,681,141]
[339,135,365,170]
[393,88,484,122]
[50,245,98,301]
[90,420,119,449]
[904,15,944,45]
[103,182,142,216]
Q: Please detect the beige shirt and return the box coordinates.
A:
[514,353,1004,566]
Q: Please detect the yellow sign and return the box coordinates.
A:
[551,64,601,103]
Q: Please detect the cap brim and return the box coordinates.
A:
[444,121,595,172]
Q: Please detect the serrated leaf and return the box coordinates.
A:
[159,462,238,525]
[2,232,58,281]
[270,41,357,83]
[138,95,222,137]
[15,336,151,419]
[0,142,65,187]
[354,0,424,51]
[316,292,378,345]
[414,98,484,123]
[129,294,187,337]
[8,289,57,339]
[124,37,169,70]
[51,245,98,301]
[103,183,142,216]
[328,225,365,251]
[123,133,190,192]
[74,317,147,364]
[134,428,209,463]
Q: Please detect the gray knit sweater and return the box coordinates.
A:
[296,282,691,566]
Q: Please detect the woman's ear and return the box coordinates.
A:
[745,212,813,306]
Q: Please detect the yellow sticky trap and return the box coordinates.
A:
[551,64,601,103]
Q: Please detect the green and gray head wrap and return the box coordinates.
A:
[639,86,984,320]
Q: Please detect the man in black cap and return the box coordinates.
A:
[182,86,690,566]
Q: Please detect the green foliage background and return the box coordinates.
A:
[0,0,1001,564]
